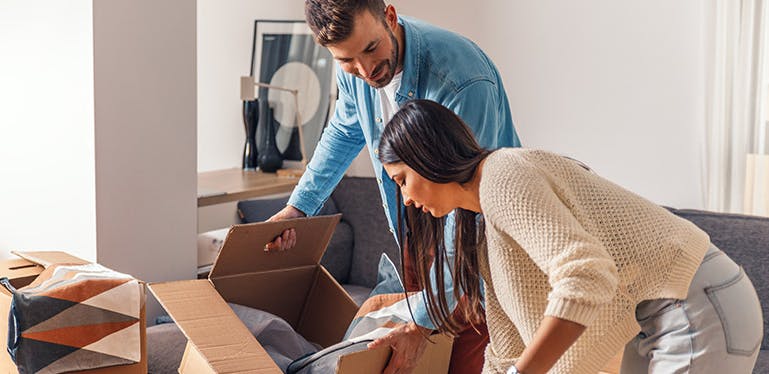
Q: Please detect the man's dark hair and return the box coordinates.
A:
[305,0,387,46]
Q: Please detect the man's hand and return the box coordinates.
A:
[368,322,431,374]
[264,205,305,251]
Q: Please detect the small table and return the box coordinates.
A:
[197,168,299,207]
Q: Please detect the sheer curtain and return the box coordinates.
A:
[703,0,769,215]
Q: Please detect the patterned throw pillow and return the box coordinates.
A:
[342,254,423,342]
[1,263,142,374]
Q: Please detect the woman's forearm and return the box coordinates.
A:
[513,316,586,374]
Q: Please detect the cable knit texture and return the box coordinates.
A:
[477,149,710,374]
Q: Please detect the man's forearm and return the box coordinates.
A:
[288,127,365,215]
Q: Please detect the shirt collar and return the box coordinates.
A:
[396,16,421,100]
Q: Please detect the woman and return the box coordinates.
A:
[378,100,763,374]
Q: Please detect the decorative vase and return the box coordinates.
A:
[257,103,283,172]
[242,99,259,170]
[281,128,303,161]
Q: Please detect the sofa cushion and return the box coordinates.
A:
[147,322,185,374]
[238,195,353,284]
[668,208,769,351]
[329,178,401,288]
[197,227,229,267]
[757,350,768,374]
[237,195,291,222]
[341,284,373,307]
[319,222,354,284]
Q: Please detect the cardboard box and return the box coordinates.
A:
[150,215,453,373]
[0,251,147,374]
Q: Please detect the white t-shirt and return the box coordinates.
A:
[377,71,403,125]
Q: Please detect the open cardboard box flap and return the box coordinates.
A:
[150,279,279,373]
[209,215,339,278]
[11,250,90,267]
[2,251,91,289]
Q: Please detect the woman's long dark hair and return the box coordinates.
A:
[378,99,490,335]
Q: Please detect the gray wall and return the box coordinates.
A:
[94,0,198,323]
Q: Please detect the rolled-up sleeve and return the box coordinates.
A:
[484,161,619,327]
[288,68,366,216]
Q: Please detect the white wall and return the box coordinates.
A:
[196,0,376,177]
[492,1,705,209]
[93,0,198,323]
[392,0,706,209]
[0,1,97,260]
[1,1,197,325]
[197,1,707,209]
[197,0,305,172]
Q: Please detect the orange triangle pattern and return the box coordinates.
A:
[21,320,138,348]
[37,278,131,303]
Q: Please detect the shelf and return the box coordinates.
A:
[197,168,300,207]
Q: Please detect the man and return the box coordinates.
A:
[267,1,521,372]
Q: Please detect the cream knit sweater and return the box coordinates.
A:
[477,149,710,374]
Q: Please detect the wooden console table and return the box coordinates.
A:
[197,168,300,207]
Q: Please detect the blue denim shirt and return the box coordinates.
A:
[288,16,521,328]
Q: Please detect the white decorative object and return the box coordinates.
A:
[743,153,769,216]
[270,62,322,154]
[248,20,336,164]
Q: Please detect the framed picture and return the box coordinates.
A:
[250,20,336,163]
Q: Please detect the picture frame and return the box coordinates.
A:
[250,20,337,164]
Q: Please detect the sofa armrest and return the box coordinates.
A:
[237,196,291,223]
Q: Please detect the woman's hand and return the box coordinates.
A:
[368,322,431,374]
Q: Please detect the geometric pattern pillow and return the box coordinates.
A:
[1,263,141,374]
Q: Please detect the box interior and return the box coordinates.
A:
[210,264,358,348]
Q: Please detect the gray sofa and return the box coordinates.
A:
[665,208,768,373]
[149,177,767,372]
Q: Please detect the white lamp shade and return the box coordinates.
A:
[240,76,256,101]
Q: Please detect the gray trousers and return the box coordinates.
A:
[621,245,763,373]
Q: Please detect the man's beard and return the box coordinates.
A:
[366,27,400,88]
